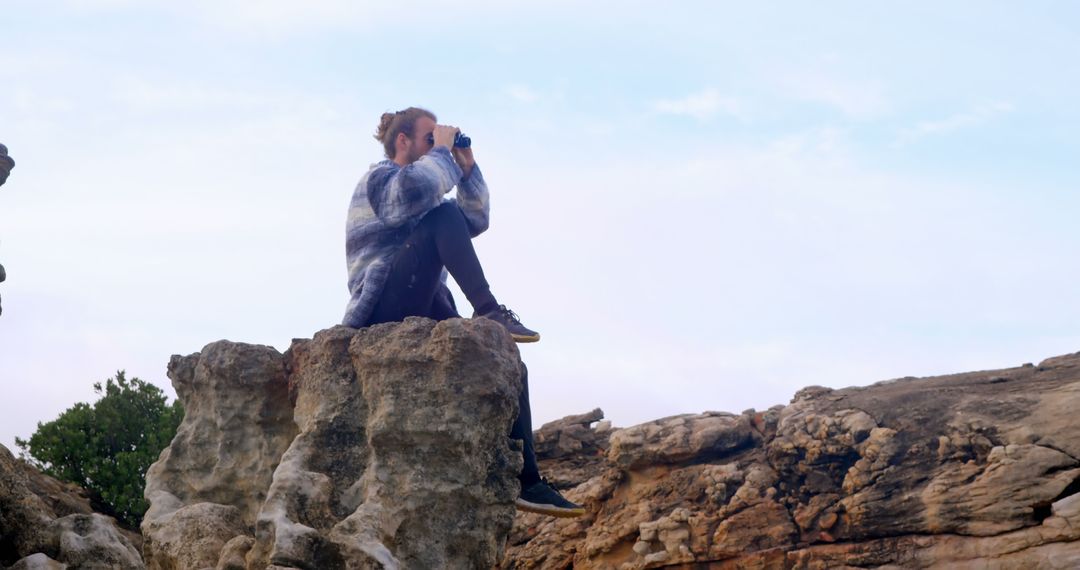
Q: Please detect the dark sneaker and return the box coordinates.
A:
[474,305,540,343]
[516,479,585,518]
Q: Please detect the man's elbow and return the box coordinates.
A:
[467,217,490,237]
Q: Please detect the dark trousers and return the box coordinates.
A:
[369,202,541,486]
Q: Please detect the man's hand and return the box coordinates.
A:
[432,124,459,149]
[452,146,475,179]
[432,125,473,177]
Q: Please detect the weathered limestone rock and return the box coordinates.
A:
[15,318,1080,568]
[142,318,525,569]
[502,351,1080,569]
[141,503,246,570]
[0,444,142,569]
[534,408,607,459]
[215,535,255,570]
[607,411,755,470]
[50,514,144,569]
[145,341,296,524]
[8,553,66,569]
[532,408,611,490]
[141,340,296,569]
[1,445,57,564]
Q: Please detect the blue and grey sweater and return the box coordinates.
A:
[343,146,490,328]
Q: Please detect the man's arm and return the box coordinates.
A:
[453,163,490,237]
[367,147,463,228]
[448,144,489,236]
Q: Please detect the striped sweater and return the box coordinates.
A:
[343,146,490,328]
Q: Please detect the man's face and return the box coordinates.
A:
[402,116,436,164]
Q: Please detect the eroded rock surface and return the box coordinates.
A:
[12,319,1080,569]
[502,352,1080,569]
[0,444,143,569]
[141,318,524,570]
[141,339,295,569]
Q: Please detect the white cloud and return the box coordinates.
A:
[57,0,581,39]
[11,88,75,114]
[653,88,744,121]
[779,71,890,119]
[189,0,386,35]
[503,84,542,104]
[113,77,271,112]
[54,0,390,37]
[897,101,1015,144]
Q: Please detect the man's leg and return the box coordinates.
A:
[422,203,500,316]
[367,204,579,515]
[512,362,586,518]
[369,202,540,342]
[369,202,497,324]
[511,362,541,487]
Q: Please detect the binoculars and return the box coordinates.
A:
[426,132,472,148]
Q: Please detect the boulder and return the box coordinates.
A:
[8,553,67,569]
[142,318,525,569]
[0,444,142,569]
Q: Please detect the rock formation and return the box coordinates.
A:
[502,352,1080,569]
[140,318,524,570]
[6,315,1080,569]
[0,444,144,569]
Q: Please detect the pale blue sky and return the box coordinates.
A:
[3,1,1079,451]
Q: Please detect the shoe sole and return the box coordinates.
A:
[512,333,540,343]
[515,498,586,518]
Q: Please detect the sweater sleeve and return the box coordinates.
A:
[453,163,490,237]
[367,147,463,228]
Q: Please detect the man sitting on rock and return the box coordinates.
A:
[0,143,13,317]
[343,107,584,518]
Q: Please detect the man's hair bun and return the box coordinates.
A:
[373,107,437,159]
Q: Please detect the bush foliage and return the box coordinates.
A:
[16,371,183,527]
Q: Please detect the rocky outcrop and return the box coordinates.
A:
[140,338,297,570]
[141,318,525,570]
[502,352,1080,569]
[9,313,1080,568]
[0,444,144,569]
[532,408,612,491]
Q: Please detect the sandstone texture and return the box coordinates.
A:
[502,352,1080,569]
[8,317,1080,569]
[141,318,524,570]
[0,444,143,569]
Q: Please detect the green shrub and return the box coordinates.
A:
[16,371,183,528]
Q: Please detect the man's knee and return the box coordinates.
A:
[420,201,467,230]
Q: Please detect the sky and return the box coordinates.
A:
[2,1,1080,453]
